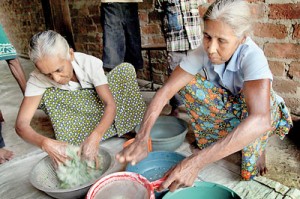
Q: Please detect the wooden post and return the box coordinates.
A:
[41,0,76,50]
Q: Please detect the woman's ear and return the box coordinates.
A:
[69,48,75,61]
[240,36,247,44]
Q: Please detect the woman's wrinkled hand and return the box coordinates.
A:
[41,139,69,168]
[157,155,202,192]
[79,132,100,169]
[116,137,149,166]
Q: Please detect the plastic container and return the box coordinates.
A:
[135,116,188,151]
[86,172,164,199]
[163,181,241,199]
[126,151,185,199]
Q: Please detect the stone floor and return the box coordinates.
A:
[0,57,299,199]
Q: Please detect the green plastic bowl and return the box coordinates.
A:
[163,181,241,199]
[135,116,188,151]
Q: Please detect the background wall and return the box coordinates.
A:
[0,0,299,116]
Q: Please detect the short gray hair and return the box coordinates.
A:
[29,30,70,63]
[203,0,252,38]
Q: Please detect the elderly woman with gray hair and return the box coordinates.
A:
[15,30,145,167]
[117,0,293,191]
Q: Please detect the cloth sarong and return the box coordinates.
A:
[39,63,146,145]
[179,74,293,180]
[0,25,17,60]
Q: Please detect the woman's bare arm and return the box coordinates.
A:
[116,66,195,165]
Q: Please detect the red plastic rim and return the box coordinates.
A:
[86,171,155,199]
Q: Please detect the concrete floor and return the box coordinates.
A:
[0,57,299,197]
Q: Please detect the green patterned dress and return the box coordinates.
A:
[39,63,146,145]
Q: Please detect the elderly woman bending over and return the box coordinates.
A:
[117,0,293,191]
[15,30,145,166]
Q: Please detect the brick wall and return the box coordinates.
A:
[250,1,300,116]
[0,0,45,55]
[0,0,299,116]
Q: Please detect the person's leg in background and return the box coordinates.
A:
[6,58,26,94]
[0,25,24,163]
[101,3,126,71]
[167,51,186,116]
[123,3,143,70]
[0,111,14,164]
[0,24,26,94]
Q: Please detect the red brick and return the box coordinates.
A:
[269,61,285,77]
[139,11,149,24]
[293,24,300,40]
[74,42,84,52]
[289,62,300,79]
[95,33,102,43]
[249,3,265,19]
[273,78,299,94]
[254,23,287,39]
[200,2,262,18]
[264,43,300,59]
[141,24,161,35]
[91,16,101,25]
[78,7,89,17]
[269,3,300,19]
[87,24,97,32]
[147,36,166,46]
[149,10,161,22]
[88,5,100,16]
[138,0,152,10]
[284,98,300,116]
[247,0,265,2]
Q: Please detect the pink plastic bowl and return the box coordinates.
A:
[86,172,164,199]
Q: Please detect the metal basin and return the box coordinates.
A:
[29,146,114,199]
[135,116,188,151]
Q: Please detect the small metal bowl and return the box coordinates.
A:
[29,146,114,199]
[135,116,188,151]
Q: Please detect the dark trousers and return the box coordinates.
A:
[0,123,5,148]
[101,3,143,70]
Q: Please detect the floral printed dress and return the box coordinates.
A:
[179,74,293,180]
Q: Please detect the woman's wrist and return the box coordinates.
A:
[191,150,208,170]
[40,137,51,151]
[90,131,103,144]
[135,130,150,142]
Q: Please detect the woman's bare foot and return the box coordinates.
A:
[0,148,14,164]
[256,150,268,176]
